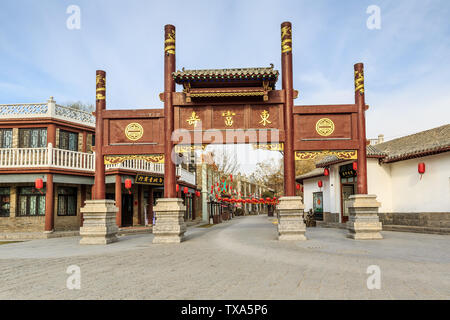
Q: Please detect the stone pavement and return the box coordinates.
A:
[0,215,449,299]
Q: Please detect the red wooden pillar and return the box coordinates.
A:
[281,21,296,197]
[80,185,86,227]
[93,70,106,200]
[47,124,56,148]
[354,63,368,194]
[137,185,142,225]
[115,174,122,227]
[147,186,154,224]
[163,24,177,199]
[82,130,87,153]
[44,174,54,232]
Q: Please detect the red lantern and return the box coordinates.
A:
[324,168,329,176]
[230,174,233,182]
[418,163,426,175]
[125,179,132,194]
[352,162,358,171]
[266,197,271,202]
[183,187,188,194]
[176,184,179,192]
[35,178,43,190]
[296,184,300,190]
[318,180,323,188]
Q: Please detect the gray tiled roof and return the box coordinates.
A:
[316,124,450,167]
[295,168,324,181]
[375,124,450,162]
[173,66,279,81]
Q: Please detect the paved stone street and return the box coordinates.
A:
[0,215,449,300]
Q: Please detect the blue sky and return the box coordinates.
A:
[0,0,449,142]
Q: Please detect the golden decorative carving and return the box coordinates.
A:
[222,110,236,127]
[186,111,201,127]
[96,74,106,100]
[355,70,365,95]
[96,74,105,86]
[124,123,144,141]
[281,25,292,53]
[104,154,164,164]
[165,29,175,55]
[174,145,206,153]
[315,118,335,136]
[295,150,357,161]
[259,110,272,126]
[252,143,284,151]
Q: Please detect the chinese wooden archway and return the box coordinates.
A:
[92,22,369,203]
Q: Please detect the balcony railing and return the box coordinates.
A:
[105,160,164,174]
[179,168,196,186]
[0,97,95,127]
[0,145,196,184]
[0,144,94,171]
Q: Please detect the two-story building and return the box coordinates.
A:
[0,97,198,237]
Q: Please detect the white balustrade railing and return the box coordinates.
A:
[0,144,94,171]
[105,160,164,174]
[0,147,48,167]
[0,97,95,127]
[105,160,195,184]
[179,168,196,185]
[51,146,95,171]
[0,145,195,182]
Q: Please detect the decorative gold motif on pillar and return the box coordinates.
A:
[222,110,236,127]
[259,110,272,126]
[355,70,365,95]
[186,111,200,127]
[295,150,358,161]
[124,123,144,141]
[315,118,335,136]
[281,25,292,53]
[165,29,175,55]
[96,73,106,100]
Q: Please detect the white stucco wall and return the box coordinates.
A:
[367,158,393,212]
[389,153,450,212]
[328,166,341,215]
[300,151,450,221]
[303,176,326,213]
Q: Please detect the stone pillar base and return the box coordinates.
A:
[79,200,119,245]
[346,194,383,240]
[276,196,307,241]
[152,198,186,244]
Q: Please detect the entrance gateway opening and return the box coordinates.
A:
[78,22,384,245]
